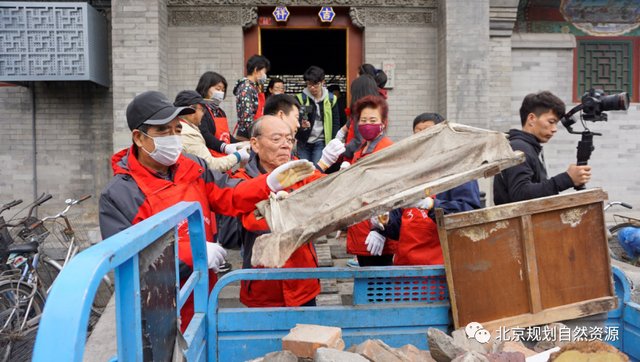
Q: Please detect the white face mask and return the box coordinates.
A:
[141,133,182,166]
[211,90,224,105]
[258,74,268,84]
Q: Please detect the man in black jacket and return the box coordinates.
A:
[493,91,592,205]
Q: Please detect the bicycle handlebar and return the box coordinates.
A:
[0,199,23,213]
[76,194,92,204]
[605,201,633,211]
[27,193,53,218]
[41,194,93,222]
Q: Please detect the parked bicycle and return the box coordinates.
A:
[0,195,113,362]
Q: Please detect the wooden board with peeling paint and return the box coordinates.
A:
[437,188,616,330]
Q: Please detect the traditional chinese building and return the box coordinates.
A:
[0,0,638,225]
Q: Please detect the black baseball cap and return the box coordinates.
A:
[126,91,195,131]
[173,90,213,108]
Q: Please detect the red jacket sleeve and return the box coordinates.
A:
[241,211,269,232]
[207,173,271,216]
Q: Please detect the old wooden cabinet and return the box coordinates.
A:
[436,188,616,331]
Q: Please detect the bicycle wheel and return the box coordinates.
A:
[39,258,113,331]
[608,223,637,262]
[0,280,45,362]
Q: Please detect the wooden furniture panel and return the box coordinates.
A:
[533,204,612,309]
[438,189,616,330]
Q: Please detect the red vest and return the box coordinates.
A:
[255,92,266,120]
[346,137,398,256]
[232,167,323,307]
[393,208,444,266]
[116,146,218,331]
[205,106,233,158]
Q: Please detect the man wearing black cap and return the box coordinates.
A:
[174,90,250,172]
[98,91,315,330]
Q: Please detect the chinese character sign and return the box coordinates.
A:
[273,6,290,22]
[318,6,335,23]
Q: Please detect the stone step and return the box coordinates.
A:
[320,279,338,294]
[315,243,333,267]
[330,244,351,260]
[316,294,342,306]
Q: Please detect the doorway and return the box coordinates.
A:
[243,6,363,98]
[261,28,347,95]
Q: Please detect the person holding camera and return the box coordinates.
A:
[295,66,340,166]
[493,91,592,205]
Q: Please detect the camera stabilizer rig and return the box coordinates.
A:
[560,88,630,190]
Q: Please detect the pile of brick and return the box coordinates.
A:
[426,324,628,362]
[248,324,434,362]
[248,323,629,362]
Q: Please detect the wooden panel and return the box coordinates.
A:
[439,188,615,329]
[533,204,612,309]
[446,217,530,327]
[442,189,608,229]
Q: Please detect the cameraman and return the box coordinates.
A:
[493,91,592,205]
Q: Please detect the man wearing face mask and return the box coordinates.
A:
[233,55,270,141]
[99,91,315,330]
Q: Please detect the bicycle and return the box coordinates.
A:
[605,201,639,263]
[0,195,113,362]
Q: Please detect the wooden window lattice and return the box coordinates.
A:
[577,40,633,99]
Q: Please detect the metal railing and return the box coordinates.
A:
[32,202,209,362]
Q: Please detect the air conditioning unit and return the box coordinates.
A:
[0,2,109,87]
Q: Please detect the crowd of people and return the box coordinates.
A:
[98,54,592,329]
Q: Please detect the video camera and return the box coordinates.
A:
[560,88,630,189]
[562,89,629,130]
[298,104,314,128]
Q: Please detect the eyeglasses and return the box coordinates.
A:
[258,133,295,146]
[306,81,322,89]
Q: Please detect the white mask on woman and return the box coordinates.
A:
[211,90,225,106]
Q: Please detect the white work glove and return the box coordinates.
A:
[412,197,434,210]
[206,242,227,272]
[317,139,346,170]
[370,212,389,231]
[234,146,251,162]
[365,230,386,256]
[335,127,347,142]
[266,159,315,192]
[222,142,247,155]
[340,161,351,170]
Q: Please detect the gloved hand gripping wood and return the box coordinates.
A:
[266,159,315,192]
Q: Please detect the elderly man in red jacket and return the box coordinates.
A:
[232,115,345,307]
[99,91,315,329]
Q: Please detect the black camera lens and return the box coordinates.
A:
[600,92,629,112]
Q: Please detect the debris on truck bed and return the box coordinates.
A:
[252,122,524,267]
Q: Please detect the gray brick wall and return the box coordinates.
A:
[111,0,169,151]
[0,82,112,223]
[364,25,438,141]
[167,25,244,128]
[437,0,491,129]
[488,36,513,131]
